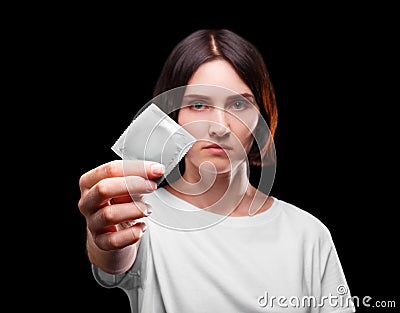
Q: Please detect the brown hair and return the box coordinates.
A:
[152,29,278,167]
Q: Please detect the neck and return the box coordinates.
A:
[167,161,253,215]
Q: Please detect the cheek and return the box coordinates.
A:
[235,128,255,149]
[231,128,256,157]
[230,117,257,144]
[178,114,208,139]
[182,142,206,168]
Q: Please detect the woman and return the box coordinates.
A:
[78,29,355,312]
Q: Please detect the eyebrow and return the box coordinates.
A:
[183,93,255,103]
[229,93,255,103]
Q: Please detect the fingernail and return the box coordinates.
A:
[146,180,157,191]
[151,163,165,175]
[140,223,147,233]
[145,206,153,215]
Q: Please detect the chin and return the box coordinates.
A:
[197,158,235,175]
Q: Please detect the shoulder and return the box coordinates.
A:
[275,198,333,243]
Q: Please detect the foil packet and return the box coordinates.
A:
[111,103,196,184]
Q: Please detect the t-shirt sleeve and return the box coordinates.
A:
[91,231,149,291]
[319,230,356,313]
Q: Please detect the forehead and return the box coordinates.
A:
[183,84,249,102]
[187,59,252,96]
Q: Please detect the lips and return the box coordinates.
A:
[204,143,233,150]
[202,143,233,157]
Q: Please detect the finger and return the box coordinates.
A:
[94,222,147,250]
[79,160,165,192]
[110,195,134,204]
[79,176,156,215]
[89,201,152,232]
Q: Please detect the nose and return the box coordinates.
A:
[208,108,230,137]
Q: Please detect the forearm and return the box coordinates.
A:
[85,228,138,275]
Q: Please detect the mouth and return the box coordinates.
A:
[203,143,233,155]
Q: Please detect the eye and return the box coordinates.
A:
[230,100,249,110]
[190,101,207,111]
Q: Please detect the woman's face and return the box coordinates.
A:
[178,59,260,174]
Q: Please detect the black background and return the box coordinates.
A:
[25,4,398,312]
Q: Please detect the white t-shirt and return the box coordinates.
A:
[93,187,356,313]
